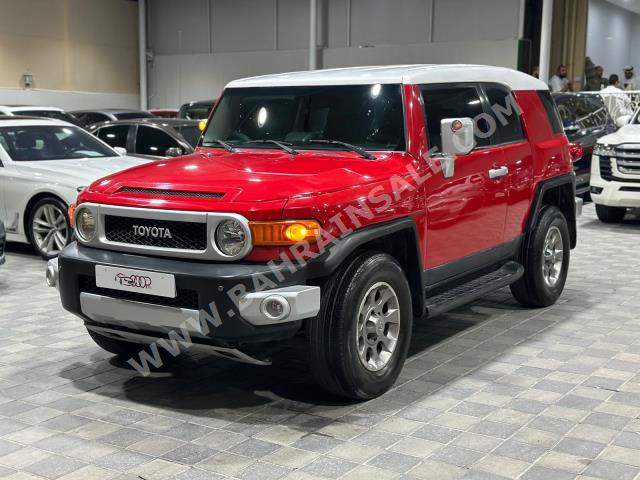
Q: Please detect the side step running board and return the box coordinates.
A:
[425,261,524,318]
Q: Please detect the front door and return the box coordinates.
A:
[420,84,508,270]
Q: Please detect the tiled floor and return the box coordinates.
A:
[0,204,639,480]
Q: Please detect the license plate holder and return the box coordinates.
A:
[95,265,176,298]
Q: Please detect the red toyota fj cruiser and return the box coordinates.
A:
[48,65,579,399]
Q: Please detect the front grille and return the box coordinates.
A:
[119,187,225,199]
[614,145,640,176]
[600,157,614,181]
[79,275,199,309]
[620,186,640,192]
[104,215,207,250]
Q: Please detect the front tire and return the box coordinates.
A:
[595,204,626,223]
[510,206,570,308]
[306,252,413,400]
[27,197,70,259]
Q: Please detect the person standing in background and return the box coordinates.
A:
[549,65,571,92]
[623,66,637,91]
[601,74,632,122]
[586,65,608,91]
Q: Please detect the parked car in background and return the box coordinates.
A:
[71,109,154,127]
[149,109,178,118]
[178,99,216,119]
[553,93,617,196]
[590,108,640,222]
[0,105,82,126]
[0,117,150,258]
[88,118,200,159]
[0,220,5,266]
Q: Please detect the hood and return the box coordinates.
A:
[86,149,415,203]
[13,155,150,189]
[598,124,640,146]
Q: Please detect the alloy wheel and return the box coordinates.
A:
[542,225,564,288]
[356,281,401,371]
[32,203,68,256]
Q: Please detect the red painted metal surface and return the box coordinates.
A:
[77,86,572,268]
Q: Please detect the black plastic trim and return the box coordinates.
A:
[423,236,522,292]
[526,173,577,248]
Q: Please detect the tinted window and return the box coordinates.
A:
[84,113,110,126]
[181,105,212,120]
[538,91,564,134]
[97,125,129,148]
[135,126,179,156]
[483,85,524,144]
[114,111,154,120]
[420,85,489,151]
[203,85,405,152]
[176,125,201,147]
[0,125,115,161]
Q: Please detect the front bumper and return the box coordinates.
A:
[52,243,320,345]
[591,154,640,207]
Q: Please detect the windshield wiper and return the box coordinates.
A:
[201,139,238,153]
[243,139,298,155]
[301,139,376,160]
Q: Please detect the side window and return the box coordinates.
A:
[420,85,489,151]
[483,84,524,144]
[97,125,129,149]
[85,113,108,125]
[537,91,564,134]
[135,126,179,156]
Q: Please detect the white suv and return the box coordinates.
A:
[590,111,640,222]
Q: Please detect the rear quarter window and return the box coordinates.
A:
[538,91,564,134]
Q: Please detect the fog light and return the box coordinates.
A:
[590,186,604,194]
[46,259,59,289]
[260,295,290,321]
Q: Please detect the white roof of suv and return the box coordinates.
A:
[227,64,547,91]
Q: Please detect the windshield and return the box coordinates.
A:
[114,111,154,120]
[201,84,406,152]
[181,106,212,120]
[176,125,201,147]
[0,125,116,161]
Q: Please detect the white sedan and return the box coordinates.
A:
[0,117,151,258]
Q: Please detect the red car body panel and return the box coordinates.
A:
[77,85,572,270]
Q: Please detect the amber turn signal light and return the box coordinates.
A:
[250,220,321,246]
[68,203,77,228]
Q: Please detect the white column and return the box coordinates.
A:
[138,0,148,110]
[539,0,554,84]
[309,0,317,70]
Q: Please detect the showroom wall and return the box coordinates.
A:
[0,0,140,109]
[586,0,640,82]
[147,0,524,108]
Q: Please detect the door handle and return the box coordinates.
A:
[488,166,509,179]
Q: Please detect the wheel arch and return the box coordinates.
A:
[308,217,425,317]
[526,174,577,249]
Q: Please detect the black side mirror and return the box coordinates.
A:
[165,147,183,157]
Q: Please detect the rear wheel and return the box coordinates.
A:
[510,206,570,308]
[27,197,70,259]
[306,252,413,400]
[595,204,626,223]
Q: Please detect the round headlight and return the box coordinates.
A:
[75,208,96,242]
[215,219,247,257]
